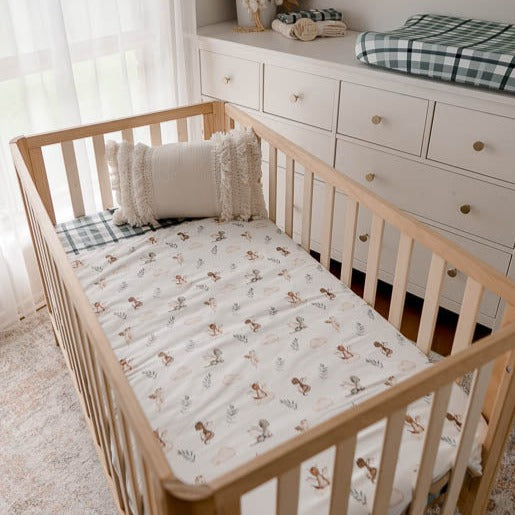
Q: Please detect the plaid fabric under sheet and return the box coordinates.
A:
[356,14,515,93]
[277,8,342,25]
[55,210,183,255]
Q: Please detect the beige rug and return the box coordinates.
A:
[0,309,513,514]
[0,309,116,514]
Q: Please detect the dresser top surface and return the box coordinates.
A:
[197,21,515,108]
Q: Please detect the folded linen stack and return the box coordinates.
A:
[272,18,347,40]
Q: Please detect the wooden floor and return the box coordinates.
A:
[313,253,492,357]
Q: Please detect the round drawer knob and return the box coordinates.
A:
[359,233,369,242]
[365,172,376,182]
[447,268,458,278]
[473,141,485,152]
[222,76,231,85]
[371,115,382,125]
[459,204,471,215]
[289,93,300,103]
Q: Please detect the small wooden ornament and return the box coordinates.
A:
[293,18,317,41]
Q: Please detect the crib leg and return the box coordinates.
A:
[458,354,515,514]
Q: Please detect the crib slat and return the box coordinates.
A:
[372,408,406,515]
[28,146,56,224]
[203,112,215,140]
[441,361,495,515]
[119,412,144,514]
[277,465,300,515]
[363,214,385,306]
[388,233,414,329]
[149,123,162,147]
[301,170,314,251]
[285,156,294,237]
[177,118,188,142]
[340,197,358,287]
[451,278,484,355]
[320,183,335,268]
[409,383,453,514]
[416,254,446,354]
[121,128,134,144]
[61,141,85,218]
[101,371,132,513]
[269,145,278,223]
[330,435,356,515]
[92,135,113,209]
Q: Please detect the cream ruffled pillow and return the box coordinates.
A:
[106,128,267,227]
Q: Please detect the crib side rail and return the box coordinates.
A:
[197,325,513,515]
[11,139,181,514]
[19,101,224,224]
[223,103,515,515]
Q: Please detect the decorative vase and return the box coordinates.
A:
[236,1,278,30]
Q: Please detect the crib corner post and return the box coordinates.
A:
[212,101,227,134]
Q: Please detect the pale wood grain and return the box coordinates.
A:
[409,383,453,514]
[277,466,300,515]
[121,128,134,144]
[320,183,335,268]
[372,408,406,514]
[340,197,358,287]
[177,118,189,142]
[285,156,294,237]
[61,141,85,217]
[417,254,446,354]
[203,112,215,140]
[363,214,385,306]
[451,278,484,355]
[268,145,278,223]
[388,233,414,329]
[301,170,314,251]
[92,135,113,209]
[149,123,162,147]
[329,436,356,515]
[441,361,494,515]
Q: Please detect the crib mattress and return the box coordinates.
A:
[356,14,515,93]
[59,214,486,514]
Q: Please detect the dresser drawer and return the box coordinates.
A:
[353,209,509,318]
[338,82,428,156]
[200,50,260,109]
[254,114,333,170]
[428,103,515,184]
[263,65,338,130]
[336,140,515,248]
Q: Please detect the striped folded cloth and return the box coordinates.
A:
[277,8,343,24]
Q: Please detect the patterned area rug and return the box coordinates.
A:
[0,309,513,514]
[0,309,116,514]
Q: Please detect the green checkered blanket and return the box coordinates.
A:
[356,14,515,93]
[277,8,342,25]
[55,210,183,255]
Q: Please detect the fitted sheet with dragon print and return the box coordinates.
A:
[65,217,486,515]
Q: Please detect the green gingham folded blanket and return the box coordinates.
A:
[277,8,342,25]
[55,210,183,255]
[356,14,515,93]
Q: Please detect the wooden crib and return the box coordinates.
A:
[10,100,515,515]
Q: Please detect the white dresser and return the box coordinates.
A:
[196,21,515,328]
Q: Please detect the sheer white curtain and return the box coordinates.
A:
[0,0,197,330]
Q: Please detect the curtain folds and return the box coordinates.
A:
[0,0,195,330]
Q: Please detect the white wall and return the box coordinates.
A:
[196,0,236,27]
[303,0,515,31]
[196,0,515,30]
